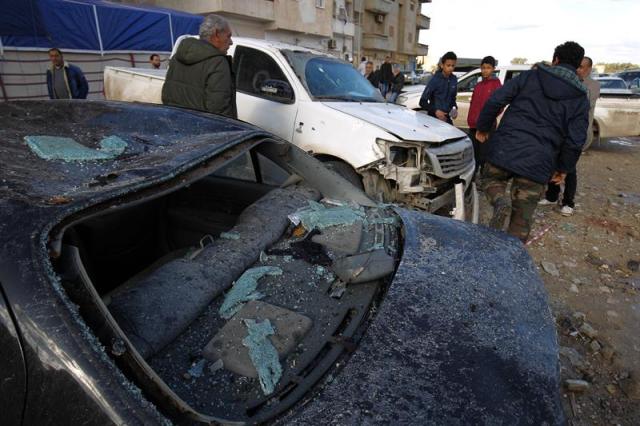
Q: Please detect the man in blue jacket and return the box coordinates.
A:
[475,41,589,242]
[419,51,458,124]
[46,48,89,99]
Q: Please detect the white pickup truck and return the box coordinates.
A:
[399,65,640,151]
[104,37,477,219]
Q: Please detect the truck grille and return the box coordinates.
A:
[423,138,474,179]
[436,146,473,175]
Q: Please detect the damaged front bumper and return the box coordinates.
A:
[367,137,478,221]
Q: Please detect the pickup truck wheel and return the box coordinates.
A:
[582,121,600,152]
[323,160,364,189]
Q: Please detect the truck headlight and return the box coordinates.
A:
[376,138,421,168]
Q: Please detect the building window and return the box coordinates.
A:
[389,25,394,37]
[316,0,325,8]
[408,32,413,43]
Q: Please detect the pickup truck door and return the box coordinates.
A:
[0,285,26,424]
[233,46,298,142]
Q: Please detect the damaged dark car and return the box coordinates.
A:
[0,101,563,425]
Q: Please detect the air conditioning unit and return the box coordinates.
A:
[328,39,337,49]
[375,14,384,23]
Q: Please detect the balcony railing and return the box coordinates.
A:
[364,0,393,15]
[362,33,391,51]
[417,14,430,30]
[332,20,356,37]
[207,0,275,22]
[416,43,429,56]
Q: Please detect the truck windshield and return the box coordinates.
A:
[281,49,384,103]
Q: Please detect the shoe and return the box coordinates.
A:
[560,205,574,216]
[538,198,557,206]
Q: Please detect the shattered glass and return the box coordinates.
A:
[219,266,283,319]
[242,319,282,395]
[289,200,366,231]
[24,135,127,161]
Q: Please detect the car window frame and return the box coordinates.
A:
[233,45,296,105]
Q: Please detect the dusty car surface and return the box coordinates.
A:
[0,100,563,424]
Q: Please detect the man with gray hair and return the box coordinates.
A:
[162,14,237,118]
[386,63,404,103]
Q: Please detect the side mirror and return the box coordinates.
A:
[260,79,294,103]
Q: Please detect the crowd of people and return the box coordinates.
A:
[45,13,598,244]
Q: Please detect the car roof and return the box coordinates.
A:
[233,37,330,57]
[459,64,530,79]
[0,101,269,208]
[595,76,625,81]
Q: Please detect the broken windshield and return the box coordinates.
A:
[281,50,384,103]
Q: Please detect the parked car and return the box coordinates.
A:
[613,68,640,88]
[0,100,564,424]
[595,76,638,97]
[401,70,419,85]
[399,65,640,150]
[105,37,477,220]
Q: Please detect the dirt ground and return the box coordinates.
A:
[480,136,640,424]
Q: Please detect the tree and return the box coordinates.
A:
[511,57,528,65]
[595,62,640,74]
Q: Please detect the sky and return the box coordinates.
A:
[418,0,639,68]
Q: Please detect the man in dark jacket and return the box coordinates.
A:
[364,61,380,88]
[46,48,88,99]
[162,14,237,119]
[419,51,458,124]
[379,56,393,97]
[475,41,589,242]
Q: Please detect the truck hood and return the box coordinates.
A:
[322,102,467,142]
[285,208,564,425]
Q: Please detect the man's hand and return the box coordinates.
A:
[550,171,567,185]
[435,110,448,121]
[475,130,489,143]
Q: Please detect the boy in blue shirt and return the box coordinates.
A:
[419,51,458,124]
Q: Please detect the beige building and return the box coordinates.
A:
[129,0,430,70]
[360,0,430,70]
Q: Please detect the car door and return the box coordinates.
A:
[453,70,481,128]
[233,46,298,142]
[0,287,26,424]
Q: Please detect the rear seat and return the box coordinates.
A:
[108,185,320,359]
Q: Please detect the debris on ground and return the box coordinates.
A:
[328,280,347,299]
[242,319,282,395]
[619,375,640,400]
[565,379,590,392]
[541,261,560,277]
[188,359,206,378]
[578,323,598,339]
[219,266,283,319]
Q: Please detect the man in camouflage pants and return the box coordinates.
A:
[475,41,589,242]
[482,164,545,242]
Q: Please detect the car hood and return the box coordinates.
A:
[0,101,268,208]
[284,208,564,425]
[322,102,467,142]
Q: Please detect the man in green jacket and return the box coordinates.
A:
[162,14,237,119]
